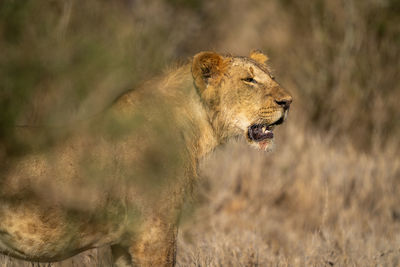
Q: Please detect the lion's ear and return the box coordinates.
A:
[192,51,227,94]
[250,50,269,65]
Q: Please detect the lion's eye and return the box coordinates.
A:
[242,77,257,84]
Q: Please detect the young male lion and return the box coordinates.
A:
[0,51,292,266]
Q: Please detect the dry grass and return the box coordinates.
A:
[177,116,400,266]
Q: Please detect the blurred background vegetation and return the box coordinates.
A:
[1,0,399,266]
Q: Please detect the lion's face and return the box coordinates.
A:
[192,51,292,151]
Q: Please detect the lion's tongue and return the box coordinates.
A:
[258,140,271,150]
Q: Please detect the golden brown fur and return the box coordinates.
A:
[0,51,292,266]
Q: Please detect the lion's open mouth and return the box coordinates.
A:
[247,117,284,142]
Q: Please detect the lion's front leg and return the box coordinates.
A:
[125,217,178,267]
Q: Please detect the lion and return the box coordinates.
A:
[0,51,292,266]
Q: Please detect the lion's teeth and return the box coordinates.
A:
[262,126,266,132]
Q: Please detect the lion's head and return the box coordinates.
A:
[192,51,292,151]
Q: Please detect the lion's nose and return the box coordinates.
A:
[275,95,292,110]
